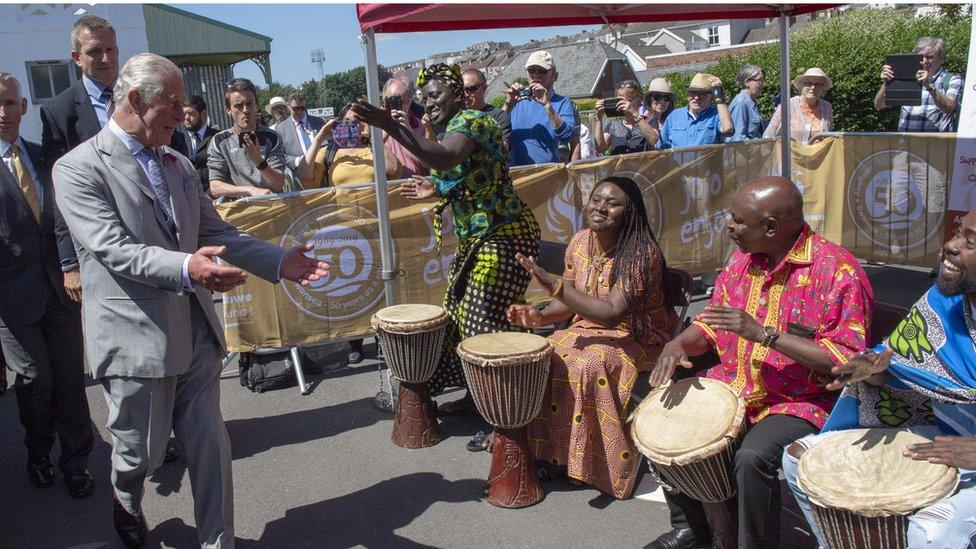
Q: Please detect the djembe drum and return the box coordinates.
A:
[798,428,959,549]
[457,332,552,509]
[630,377,746,548]
[371,304,449,449]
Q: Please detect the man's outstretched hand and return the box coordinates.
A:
[280,244,330,286]
[188,245,248,292]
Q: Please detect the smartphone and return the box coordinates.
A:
[603,98,623,117]
[238,131,259,148]
[386,94,403,111]
[333,120,361,148]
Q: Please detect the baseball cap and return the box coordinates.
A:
[525,50,554,70]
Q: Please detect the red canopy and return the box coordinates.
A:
[357,3,840,34]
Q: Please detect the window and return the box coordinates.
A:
[707,26,720,46]
[24,61,81,104]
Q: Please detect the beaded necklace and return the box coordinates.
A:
[585,231,616,294]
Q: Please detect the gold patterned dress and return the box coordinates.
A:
[527,229,677,499]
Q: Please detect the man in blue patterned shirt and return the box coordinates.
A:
[874,36,963,132]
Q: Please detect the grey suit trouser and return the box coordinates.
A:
[101,300,234,549]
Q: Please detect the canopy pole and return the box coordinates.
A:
[362,28,397,308]
[778,9,792,178]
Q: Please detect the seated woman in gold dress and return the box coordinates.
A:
[507,175,679,499]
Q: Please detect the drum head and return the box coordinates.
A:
[374,304,445,324]
[372,304,447,334]
[458,332,549,360]
[797,428,959,517]
[631,378,745,463]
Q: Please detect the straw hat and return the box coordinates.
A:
[792,68,832,91]
[647,77,673,96]
[687,73,715,93]
[265,96,289,115]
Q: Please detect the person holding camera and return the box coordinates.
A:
[874,36,963,133]
[299,105,402,189]
[208,78,286,199]
[382,76,429,178]
[659,73,734,150]
[504,50,578,167]
[593,80,660,155]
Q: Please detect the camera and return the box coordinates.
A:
[237,131,259,148]
[386,94,403,111]
[518,87,533,99]
[603,98,623,117]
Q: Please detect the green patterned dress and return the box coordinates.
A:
[428,109,541,395]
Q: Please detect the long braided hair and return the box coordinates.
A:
[595,176,679,339]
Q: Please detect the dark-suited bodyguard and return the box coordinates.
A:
[182,95,219,192]
[53,54,328,548]
[40,15,119,163]
[0,72,95,498]
[40,15,186,164]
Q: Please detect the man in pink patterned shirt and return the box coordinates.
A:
[647,176,874,549]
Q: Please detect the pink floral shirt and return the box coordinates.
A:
[693,225,874,428]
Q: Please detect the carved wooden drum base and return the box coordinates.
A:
[391,382,442,448]
[484,427,544,509]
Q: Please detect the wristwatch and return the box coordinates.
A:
[760,326,780,348]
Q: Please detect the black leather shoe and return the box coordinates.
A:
[27,460,55,488]
[113,497,148,548]
[645,528,705,549]
[65,469,95,499]
[163,440,179,463]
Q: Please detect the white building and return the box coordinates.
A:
[605,19,766,71]
[0,3,272,141]
[0,4,148,141]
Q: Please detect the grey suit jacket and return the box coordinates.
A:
[53,126,286,379]
[273,115,325,166]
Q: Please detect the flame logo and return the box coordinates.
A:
[546,180,583,244]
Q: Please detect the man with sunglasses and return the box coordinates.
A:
[659,72,734,150]
[272,91,325,172]
[462,68,510,150]
[504,50,577,167]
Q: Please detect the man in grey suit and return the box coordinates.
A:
[53,54,328,548]
[272,90,325,171]
[0,72,95,498]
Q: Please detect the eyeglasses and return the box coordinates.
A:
[527,67,550,75]
[649,94,671,102]
[291,106,307,111]
[463,83,484,93]
[617,82,640,91]
[800,81,821,87]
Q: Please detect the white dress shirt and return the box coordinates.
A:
[83,76,115,129]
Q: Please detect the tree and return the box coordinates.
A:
[319,65,393,113]
[256,81,296,111]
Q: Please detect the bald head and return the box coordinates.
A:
[726,177,806,257]
[737,176,804,221]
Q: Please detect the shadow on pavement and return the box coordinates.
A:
[225,397,386,460]
[240,472,484,548]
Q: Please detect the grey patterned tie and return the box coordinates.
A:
[142,148,178,237]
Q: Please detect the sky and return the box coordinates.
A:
[179,3,596,87]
